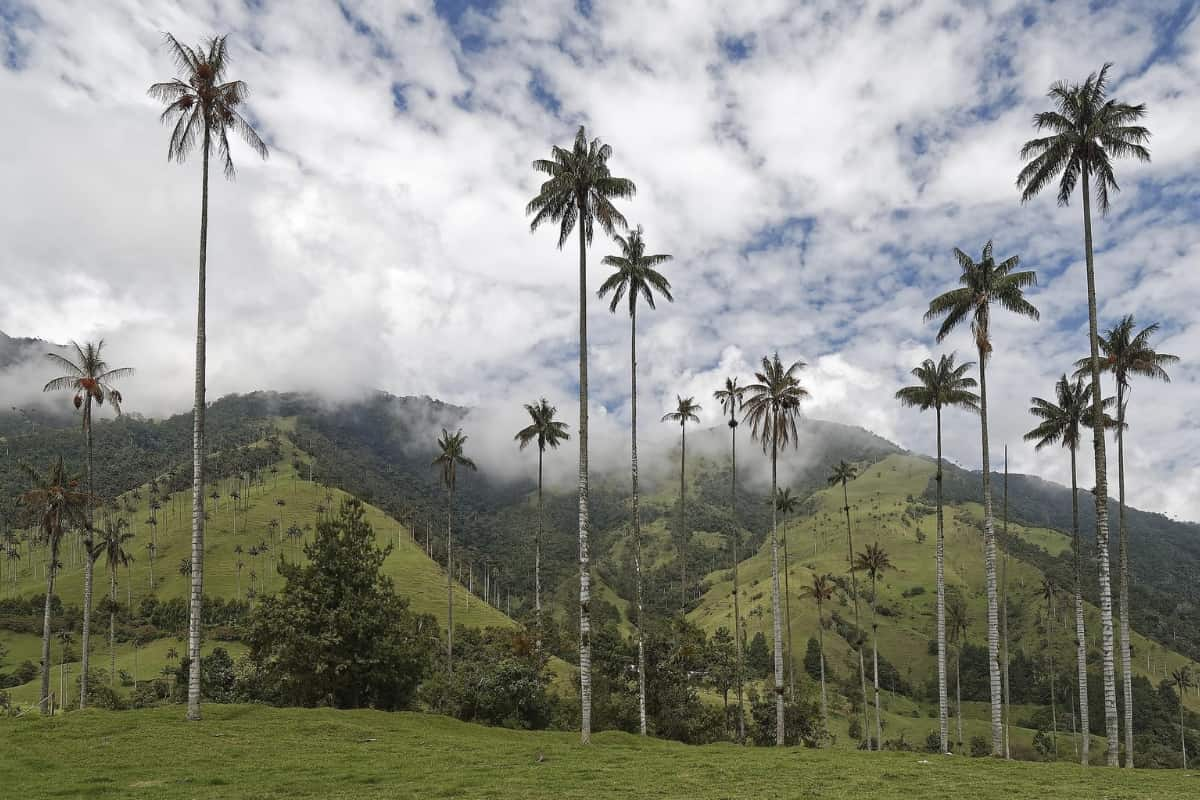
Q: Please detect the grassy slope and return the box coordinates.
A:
[1,705,1195,800]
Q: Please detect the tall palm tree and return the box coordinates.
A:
[925,240,1039,755]
[150,32,268,723]
[42,340,131,708]
[743,353,809,745]
[854,541,893,748]
[947,589,971,752]
[598,225,670,736]
[662,395,701,608]
[714,376,747,743]
[895,353,978,752]
[1040,575,1062,759]
[1025,373,1103,765]
[432,428,476,674]
[19,457,88,715]
[514,399,570,654]
[527,125,634,744]
[97,516,134,688]
[1171,667,1193,770]
[1081,315,1178,765]
[1018,63,1149,766]
[774,487,800,699]
[829,459,871,749]
[800,573,835,730]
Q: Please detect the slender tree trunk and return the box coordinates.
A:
[843,480,870,749]
[447,482,454,673]
[976,346,1004,755]
[769,433,785,746]
[186,129,211,723]
[935,407,949,753]
[1181,700,1188,771]
[871,572,882,747]
[956,651,964,751]
[1116,383,1134,767]
[1001,448,1012,759]
[535,447,543,653]
[1081,171,1120,766]
[817,597,828,729]
[576,216,592,745]
[784,531,795,699]
[1071,446,1090,766]
[40,538,58,716]
[110,566,117,688]
[679,421,687,609]
[1049,591,1059,759]
[80,403,94,709]
[630,308,647,736]
[730,419,745,744]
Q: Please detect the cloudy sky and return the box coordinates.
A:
[1,0,1198,520]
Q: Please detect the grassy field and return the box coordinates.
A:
[0,704,1195,799]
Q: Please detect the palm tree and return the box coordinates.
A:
[743,353,810,745]
[19,457,88,715]
[662,395,702,608]
[1040,575,1062,759]
[432,428,476,673]
[1025,373,1102,765]
[1081,315,1178,765]
[800,573,835,729]
[829,459,871,749]
[947,589,971,752]
[895,353,978,752]
[42,340,132,708]
[854,541,893,749]
[527,125,635,745]
[714,376,747,743]
[598,226,671,736]
[150,32,269,723]
[97,516,134,688]
[925,240,1039,755]
[1018,63,1149,766]
[1171,667,1193,770]
[774,487,800,699]
[514,399,570,654]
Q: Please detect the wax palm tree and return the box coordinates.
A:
[432,428,476,673]
[714,376,747,743]
[527,125,634,745]
[1025,373,1102,765]
[1078,315,1178,764]
[514,399,570,654]
[42,340,132,708]
[1018,63,1148,766]
[150,32,268,723]
[1040,575,1062,758]
[662,395,702,608]
[829,459,871,748]
[97,516,134,688]
[895,353,978,752]
[1171,667,1193,770]
[743,353,810,745]
[19,457,88,715]
[854,541,893,748]
[598,226,671,736]
[774,487,801,698]
[947,588,971,752]
[800,573,836,729]
[925,240,1039,755]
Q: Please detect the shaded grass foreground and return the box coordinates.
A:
[1,705,1197,799]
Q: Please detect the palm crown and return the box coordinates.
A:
[743,353,809,454]
[514,398,570,453]
[43,341,133,424]
[894,353,979,413]
[432,429,477,492]
[598,226,673,315]
[925,241,1040,357]
[1025,374,1101,452]
[853,542,892,581]
[98,517,135,573]
[1076,315,1178,399]
[714,377,745,426]
[1017,63,1150,213]
[662,395,701,427]
[526,126,636,248]
[773,487,800,515]
[800,573,835,604]
[148,34,269,178]
[19,457,89,544]
[827,460,858,488]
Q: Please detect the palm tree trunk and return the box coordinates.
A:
[817,597,828,729]
[679,422,687,609]
[935,407,949,753]
[40,541,57,716]
[80,402,94,709]
[576,214,592,745]
[784,532,794,699]
[1181,699,1188,771]
[843,480,870,749]
[1049,591,1059,759]
[1081,170,1120,766]
[1001,453,1012,760]
[871,573,882,747]
[186,128,211,723]
[110,566,117,688]
[770,430,785,746]
[1071,445,1090,766]
[447,482,454,673]
[730,419,745,744]
[1116,383,1134,768]
[976,347,1004,755]
[956,651,964,751]
[535,446,543,653]
[629,310,647,736]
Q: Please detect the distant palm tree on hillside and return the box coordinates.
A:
[774,487,800,698]
[854,541,893,748]
[800,572,835,730]
[97,516,134,687]
[946,588,971,752]
[1171,666,1192,770]
[829,459,871,749]
[432,428,476,674]
[662,395,701,609]
[713,376,747,743]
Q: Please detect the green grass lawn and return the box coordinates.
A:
[1,705,1195,799]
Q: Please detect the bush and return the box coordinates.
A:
[925,730,942,753]
[970,735,989,757]
[901,586,926,598]
[130,679,172,709]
